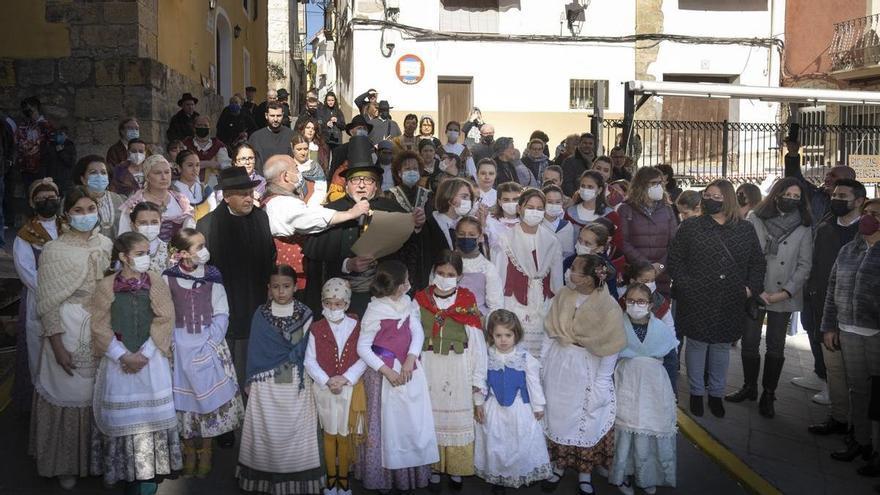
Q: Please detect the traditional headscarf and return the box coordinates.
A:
[322,277,352,304]
[28,177,60,208]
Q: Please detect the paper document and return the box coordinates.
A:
[351,210,415,259]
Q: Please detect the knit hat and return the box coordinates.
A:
[322,278,352,304]
[28,178,60,208]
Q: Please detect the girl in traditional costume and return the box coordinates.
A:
[473,309,551,494]
[485,182,522,250]
[542,254,627,495]
[12,178,62,412]
[32,186,112,489]
[237,265,325,494]
[415,250,486,491]
[164,228,244,477]
[292,133,328,207]
[608,283,678,495]
[90,232,180,494]
[454,217,502,322]
[493,189,563,358]
[304,278,368,495]
[129,202,169,274]
[355,260,438,493]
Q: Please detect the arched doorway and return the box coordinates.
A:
[215,10,233,98]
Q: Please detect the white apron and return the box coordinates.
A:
[312,383,354,436]
[36,302,98,407]
[380,363,439,469]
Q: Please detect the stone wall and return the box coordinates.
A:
[0,0,224,159]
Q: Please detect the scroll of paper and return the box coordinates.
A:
[350,210,415,259]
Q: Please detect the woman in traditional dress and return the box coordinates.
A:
[415,251,486,491]
[74,155,125,239]
[237,265,325,495]
[90,232,181,494]
[12,179,62,412]
[32,186,112,489]
[493,189,563,358]
[118,155,195,242]
[542,254,627,495]
[292,133,329,207]
[608,284,678,495]
[165,228,244,477]
[355,260,438,493]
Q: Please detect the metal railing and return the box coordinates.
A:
[602,119,880,185]
[831,13,880,72]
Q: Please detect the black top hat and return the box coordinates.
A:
[276,88,290,99]
[216,167,262,191]
[341,135,383,179]
[378,100,392,111]
[177,93,199,106]
[345,114,374,135]
[784,123,800,144]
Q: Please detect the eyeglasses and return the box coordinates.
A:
[702,193,725,201]
[237,156,256,162]
[348,176,377,185]
[625,299,650,307]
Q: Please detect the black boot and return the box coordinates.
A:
[869,376,880,421]
[808,416,849,435]
[758,355,785,418]
[832,429,874,462]
[725,355,760,403]
[858,454,880,477]
[689,395,704,417]
[708,396,726,418]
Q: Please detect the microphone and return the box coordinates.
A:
[357,198,370,229]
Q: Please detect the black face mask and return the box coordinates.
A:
[701,198,723,215]
[829,198,854,217]
[777,197,799,214]
[34,198,59,218]
[481,135,494,145]
[195,127,210,138]
[736,193,748,207]
[22,107,34,119]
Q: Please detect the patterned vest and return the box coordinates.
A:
[167,275,214,333]
[419,305,468,355]
[311,317,361,376]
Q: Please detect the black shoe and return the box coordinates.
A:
[448,476,463,491]
[491,484,507,495]
[217,430,235,449]
[808,417,849,435]
[689,395,704,417]
[708,396,726,417]
[725,384,757,403]
[832,440,873,462]
[758,390,776,418]
[858,456,880,477]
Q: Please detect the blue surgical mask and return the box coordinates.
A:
[87,173,109,193]
[455,237,478,253]
[229,103,241,114]
[125,128,139,141]
[55,133,66,145]
[68,212,98,232]
[401,170,420,187]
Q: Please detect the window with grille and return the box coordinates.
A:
[440,0,500,33]
[569,79,609,110]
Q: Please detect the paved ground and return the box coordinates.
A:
[677,331,879,495]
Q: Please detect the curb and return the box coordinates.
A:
[676,408,782,495]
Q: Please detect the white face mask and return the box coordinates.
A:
[546,203,564,218]
[454,199,472,217]
[434,275,458,292]
[130,254,151,274]
[575,243,593,255]
[648,184,665,201]
[138,224,160,242]
[354,128,369,137]
[446,130,460,143]
[194,247,211,265]
[521,209,545,227]
[322,307,346,323]
[564,268,576,289]
[579,187,597,202]
[129,152,146,165]
[645,281,657,293]
[626,303,651,320]
[501,201,519,217]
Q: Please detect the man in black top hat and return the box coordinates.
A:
[197,167,276,389]
[367,100,401,145]
[304,135,425,316]
[166,92,200,142]
[328,114,374,179]
[276,88,292,127]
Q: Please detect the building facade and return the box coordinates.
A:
[0,0,268,156]
[315,0,782,152]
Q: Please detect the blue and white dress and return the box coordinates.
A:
[474,346,552,487]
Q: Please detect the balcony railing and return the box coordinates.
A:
[831,13,880,72]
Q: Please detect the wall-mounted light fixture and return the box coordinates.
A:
[209,0,217,9]
[234,25,242,38]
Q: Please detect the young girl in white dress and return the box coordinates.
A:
[355,260,438,494]
[454,217,503,322]
[485,182,522,249]
[129,202,169,274]
[474,309,551,494]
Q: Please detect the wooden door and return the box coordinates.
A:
[438,78,473,132]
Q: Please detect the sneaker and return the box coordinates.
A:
[791,375,824,392]
[812,383,831,406]
[58,475,76,490]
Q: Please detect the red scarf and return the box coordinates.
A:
[415,286,483,338]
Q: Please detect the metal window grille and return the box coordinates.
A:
[569,80,609,110]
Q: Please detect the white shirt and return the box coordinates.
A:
[265,193,336,237]
[478,188,497,209]
[576,203,600,223]
[304,315,368,388]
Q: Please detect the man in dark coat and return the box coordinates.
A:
[304,135,425,316]
[197,167,276,389]
[560,132,596,197]
[243,86,258,117]
[328,114,373,180]
[253,88,277,129]
[367,100,401,145]
[783,125,855,224]
[166,92,200,143]
[216,94,257,147]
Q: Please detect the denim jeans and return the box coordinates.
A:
[685,338,731,397]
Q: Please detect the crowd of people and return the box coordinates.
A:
[3,85,879,495]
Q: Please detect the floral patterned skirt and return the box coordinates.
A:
[91,427,183,484]
[546,428,615,473]
[177,392,245,440]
